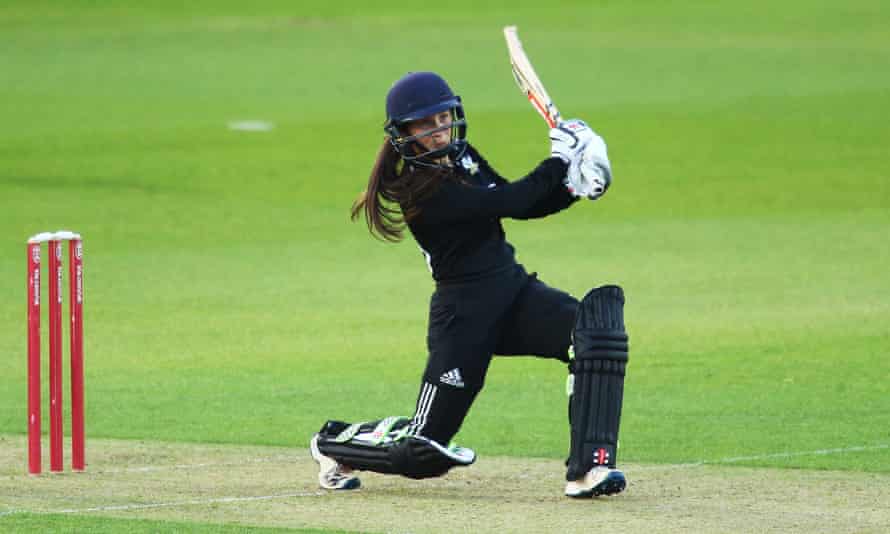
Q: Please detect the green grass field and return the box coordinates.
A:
[2,1,889,531]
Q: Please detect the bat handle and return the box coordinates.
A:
[548,106,563,128]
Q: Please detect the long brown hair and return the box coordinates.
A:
[351,137,449,241]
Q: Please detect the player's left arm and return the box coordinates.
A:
[467,145,574,219]
[513,186,578,220]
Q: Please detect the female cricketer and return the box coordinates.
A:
[310,71,630,498]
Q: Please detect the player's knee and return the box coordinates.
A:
[390,437,476,479]
[412,377,482,445]
[573,285,628,363]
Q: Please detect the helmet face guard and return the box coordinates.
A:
[385,102,467,165]
[384,72,468,167]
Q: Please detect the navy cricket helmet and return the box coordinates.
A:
[383,72,467,165]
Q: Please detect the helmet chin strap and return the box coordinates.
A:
[409,154,452,170]
[407,140,468,170]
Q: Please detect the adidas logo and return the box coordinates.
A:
[440,368,465,388]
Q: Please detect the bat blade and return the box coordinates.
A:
[503,25,562,128]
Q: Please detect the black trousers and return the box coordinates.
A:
[405,265,579,444]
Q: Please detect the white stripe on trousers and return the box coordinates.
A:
[408,382,437,436]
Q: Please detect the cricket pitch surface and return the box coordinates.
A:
[1,435,887,533]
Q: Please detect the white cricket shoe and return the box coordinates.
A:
[565,466,626,498]
[309,434,361,490]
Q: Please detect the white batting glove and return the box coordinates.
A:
[565,132,612,200]
[581,134,612,200]
[549,119,594,163]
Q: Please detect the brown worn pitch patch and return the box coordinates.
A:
[1,435,888,533]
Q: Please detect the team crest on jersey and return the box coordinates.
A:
[459,155,479,175]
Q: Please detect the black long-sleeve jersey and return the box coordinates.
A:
[404,144,576,283]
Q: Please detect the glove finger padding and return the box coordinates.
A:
[580,160,611,200]
[550,127,579,163]
[565,133,612,200]
[550,118,593,163]
[564,157,585,196]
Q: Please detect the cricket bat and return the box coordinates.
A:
[503,26,563,128]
